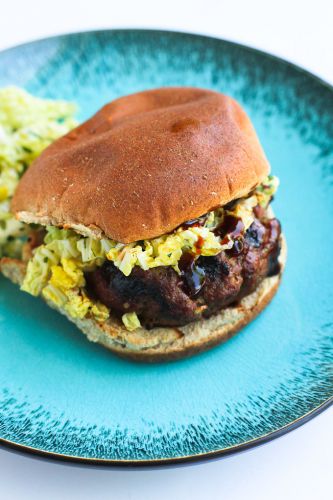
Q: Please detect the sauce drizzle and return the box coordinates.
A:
[215,214,245,241]
[181,217,206,229]
[179,252,206,297]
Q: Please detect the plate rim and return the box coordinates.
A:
[0,27,332,466]
[1,27,333,94]
[1,398,332,466]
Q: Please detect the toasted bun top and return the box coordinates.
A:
[12,87,270,243]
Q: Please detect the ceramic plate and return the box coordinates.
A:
[0,29,332,465]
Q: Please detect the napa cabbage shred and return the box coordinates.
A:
[0,86,77,258]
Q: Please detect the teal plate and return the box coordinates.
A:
[0,29,332,465]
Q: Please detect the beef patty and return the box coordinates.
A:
[85,215,281,328]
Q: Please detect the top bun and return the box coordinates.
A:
[12,87,270,243]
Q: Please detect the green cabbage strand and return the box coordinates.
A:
[0,86,77,257]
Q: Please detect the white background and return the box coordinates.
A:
[0,1,332,498]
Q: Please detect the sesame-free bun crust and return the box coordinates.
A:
[12,87,270,243]
[0,235,286,363]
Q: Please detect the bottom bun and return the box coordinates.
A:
[0,235,286,363]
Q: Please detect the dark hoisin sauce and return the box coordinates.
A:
[215,215,245,242]
[181,217,205,229]
[179,252,206,297]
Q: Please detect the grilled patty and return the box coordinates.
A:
[85,215,281,328]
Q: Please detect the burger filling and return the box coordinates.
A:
[86,214,280,329]
[20,175,281,330]
[0,87,281,332]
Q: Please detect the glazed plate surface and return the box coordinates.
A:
[0,29,332,464]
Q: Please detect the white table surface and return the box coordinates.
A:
[0,1,332,498]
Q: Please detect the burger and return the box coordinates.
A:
[1,87,286,362]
